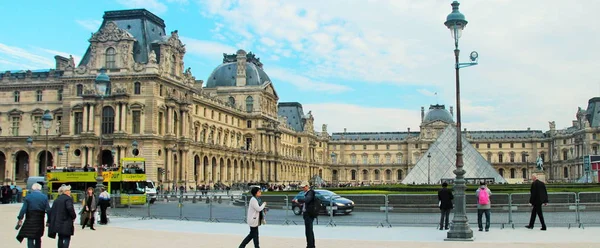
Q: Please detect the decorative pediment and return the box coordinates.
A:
[130,102,145,110]
[8,109,24,116]
[263,82,279,99]
[72,104,84,111]
[31,108,45,116]
[52,108,63,115]
[89,21,135,42]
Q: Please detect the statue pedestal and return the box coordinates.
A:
[534,170,547,183]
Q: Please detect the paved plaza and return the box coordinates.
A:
[2,203,599,248]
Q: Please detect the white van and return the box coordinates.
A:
[145,180,157,204]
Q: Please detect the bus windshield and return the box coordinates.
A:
[110,181,145,194]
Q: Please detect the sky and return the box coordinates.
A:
[1,0,599,134]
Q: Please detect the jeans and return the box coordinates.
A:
[100,205,108,224]
[477,209,491,230]
[439,209,451,229]
[58,235,71,248]
[303,214,315,248]
[27,238,41,248]
[239,226,259,248]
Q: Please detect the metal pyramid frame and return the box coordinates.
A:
[402,125,507,184]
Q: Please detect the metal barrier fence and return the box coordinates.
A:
[104,191,600,229]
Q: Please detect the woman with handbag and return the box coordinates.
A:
[98,188,111,225]
[81,187,97,230]
[238,187,267,248]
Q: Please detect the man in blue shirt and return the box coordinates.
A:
[16,183,50,248]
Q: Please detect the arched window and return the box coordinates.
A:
[374,170,380,180]
[397,170,403,180]
[171,55,176,75]
[228,96,235,106]
[521,168,527,179]
[57,89,63,101]
[385,169,391,180]
[13,91,20,102]
[76,84,83,96]
[499,168,505,178]
[173,113,179,137]
[134,82,141,95]
[510,168,515,178]
[36,90,43,102]
[102,106,115,134]
[105,47,116,69]
[245,96,253,113]
[564,167,569,178]
[362,170,368,181]
[351,170,356,180]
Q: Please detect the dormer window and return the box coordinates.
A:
[105,47,116,69]
[134,82,141,95]
[76,84,83,96]
[14,91,20,102]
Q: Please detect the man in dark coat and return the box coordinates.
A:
[16,183,50,248]
[525,174,548,230]
[437,182,454,230]
[292,181,316,248]
[48,185,77,248]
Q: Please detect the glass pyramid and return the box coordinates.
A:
[402,125,507,184]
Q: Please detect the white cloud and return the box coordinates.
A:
[0,43,54,69]
[180,36,237,60]
[75,20,101,32]
[116,0,168,14]
[417,89,436,97]
[0,43,81,71]
[267,67,351,93]
[304,103,421,133]
[197,0,600,131]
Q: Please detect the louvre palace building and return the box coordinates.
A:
[0,9,597,187]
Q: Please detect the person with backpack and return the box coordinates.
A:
[292,181,317,248]
[476,181,492,232]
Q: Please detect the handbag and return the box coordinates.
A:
[15,221,22,230]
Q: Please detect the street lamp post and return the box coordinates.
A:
[525,153,530,181]
[427,153,432,185]
[94,68,110,194]
[64,144,70,168]
[42,110,53,176]
[444,0,478,241]
[26,137,33,178]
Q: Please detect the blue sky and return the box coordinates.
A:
[1,0,599,133]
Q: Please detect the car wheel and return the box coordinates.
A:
[292,206,301,215]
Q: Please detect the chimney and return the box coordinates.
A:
[450,106,454,117]
[407,127,411,134]
[527,127,531,131]
[343,128,347,133]
[235,49,247,86]
[55,55,70,70]
[421,107,425,122]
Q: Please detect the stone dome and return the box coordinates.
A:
[205,50,271,88]
[423,104,454,123]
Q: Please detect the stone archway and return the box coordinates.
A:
[219,158,224,182]
[101,150,113,167]
[227,159,231,182]
[0,152,6,182]
[37,150,54,175]
[14,151,29,182]
[211,157,217,183]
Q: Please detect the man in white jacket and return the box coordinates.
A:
[239,187,267,248]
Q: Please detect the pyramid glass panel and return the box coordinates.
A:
[402,125,507,184]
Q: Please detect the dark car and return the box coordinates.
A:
[291,189,354,216]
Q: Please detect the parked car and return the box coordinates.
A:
[291,189,354,216]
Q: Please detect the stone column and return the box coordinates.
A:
[166,107,172,134]
[115,103,121,132]
[82,105,89,132]
[90,104,95,134]
[181,111,187,138]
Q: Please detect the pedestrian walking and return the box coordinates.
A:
[476,181,492,232]
[238,187,267,248]
[48,184,77,248]
[292,181,317,248]
[15,183,50,248]
[98,188,111,225]
[81,187,97,230]
[525,174,548,230]
[437,182,453,230]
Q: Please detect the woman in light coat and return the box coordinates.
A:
[239,187,267,248]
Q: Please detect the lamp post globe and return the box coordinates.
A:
[95,68,110,97]
[444,0,474,241]
[42,110,53,130]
